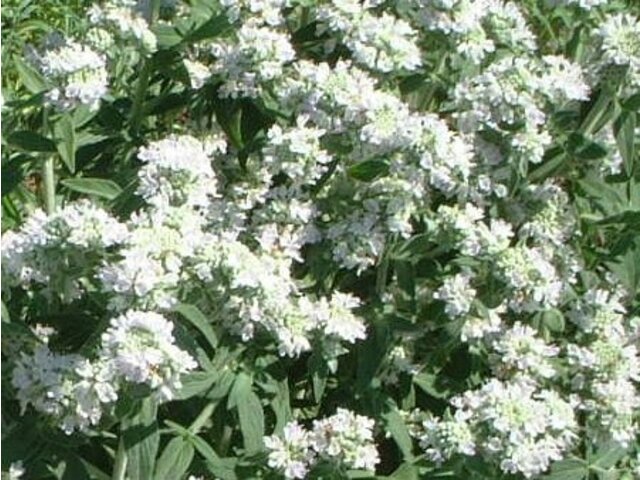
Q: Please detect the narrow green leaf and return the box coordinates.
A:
[348,159,390,182]
[227,372,252,410]
[579,89,612,135]
[1,301,10,323]
[123,399,160,480]
[175,371,218,400]
[237,391,264,454]
[183,14,230,43]
[191,435,238,480]
[614,110,636,177]
[154,436,194,480]
[153,24,183,48]
[568,133,608,160]
[542,458,588,480]
[54,114,76,173]
[383,405,414,461]
[413,372,450,400]
[13,55,47,94]
[61,178,122,200]
[387,462,420,480]
[6,131,56,152]
[174,304,218,349]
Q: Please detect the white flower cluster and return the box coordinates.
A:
[100,310,198,401]
[567,289,640,447]
[596,13,640,86]
[210,20,295,98]
[1,201,127,298]
[11,310,196,433]
[264,409,380,478]
[11,343,118,434]
[98,206,208,311]
[490,322,559,379]
[31,38,108,110]
[262,117,333,190]
[415,378,578,478]
[409,0,536,64]
[454,55,589,164]
[137,134,220,208]
[220,0,288,26]
[88,0,157,53]
[193,238,366,358]
[318,3,422,73]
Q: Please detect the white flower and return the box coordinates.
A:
[11,344,117,434]
[8,461,25,480]
[598,14,640,70]
[264,422,315,479]
[421,378,578,477]
[137,135,218,208]
[33,38,108,110]
[89,1,157,52]
[310,409,380,471]
[491,323,559,378]
[461,305,504,342]
[184,59,211,89]
[308,292,366,343]
[211,21,295,98]
[100,310,197,401]
[2,201,127,293]
[434,270,476,318]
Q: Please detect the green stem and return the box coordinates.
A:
[112,435,127,480]
[41,109,56,214]
[42,156,56,215]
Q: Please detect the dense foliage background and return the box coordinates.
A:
[1,0,639,479]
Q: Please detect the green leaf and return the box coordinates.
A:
[348,159,390,182]
[13,55,47,94]
[227,372,252,410]
[153,24,183,48]
[387,462,420,480]
[183,14,230,43]
[237,391,264,454]
[271,379,292,432]
[542,458,588,480]
[154,436,194,480]
[383,404,414,461]
[614,110,636,178]
[175,371,218,400]
[6,131,56,152]
[541,309,565,333]
[591,443,627,470]
[191,435,238,480]
[61,178,122,200]
[413,372,450,400]
[123,399,160,480]
[579,89,612,135]
[606,237,640,294]
[1,301,10,323]
[174,304,218,349]
[54,114,76,173]
[568,133,608,160]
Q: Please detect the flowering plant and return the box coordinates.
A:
[2,0,639,479]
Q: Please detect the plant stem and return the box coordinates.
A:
[42,108,56,214]
[111,435,128,480]
[42,157,56,215]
